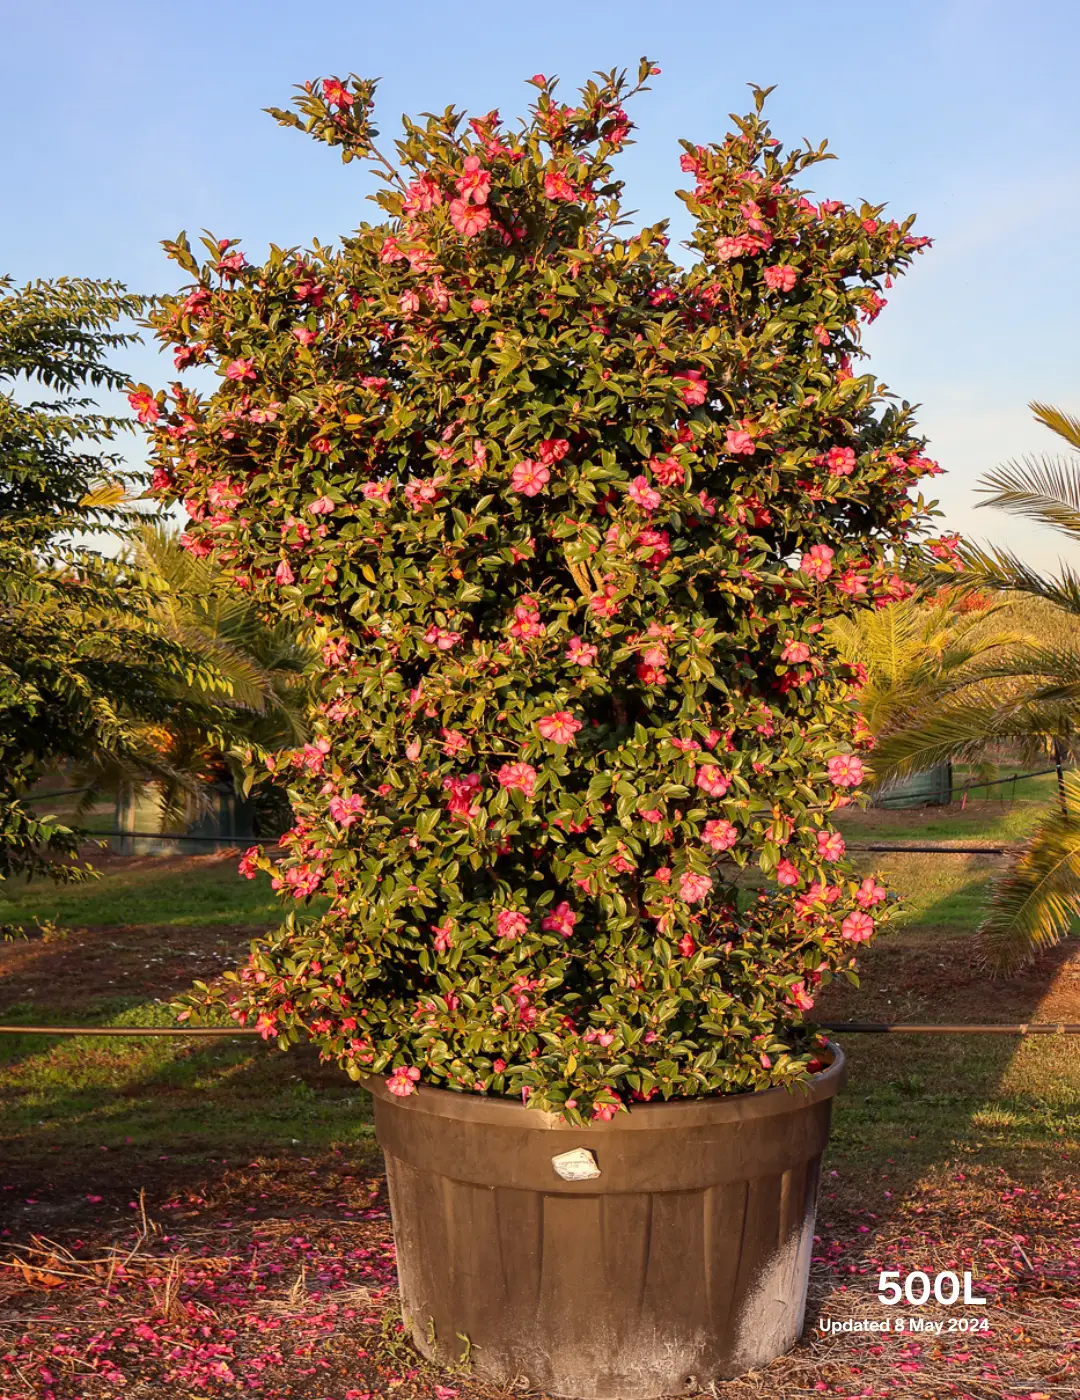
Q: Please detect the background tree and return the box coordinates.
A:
[67,524,315,832]
[829,589,1030,740]
[874,403,1080,969]
[0,276,250,887]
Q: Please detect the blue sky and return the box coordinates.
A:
[4,0,1078,557]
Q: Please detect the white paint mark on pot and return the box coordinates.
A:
[727,1203,816,1372]
[551,1147,601,1181]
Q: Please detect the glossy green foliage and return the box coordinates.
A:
[151,65,941,1118]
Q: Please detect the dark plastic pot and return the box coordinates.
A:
[368,1046,846,1399]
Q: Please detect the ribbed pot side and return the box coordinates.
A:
[368,1046,846,1400]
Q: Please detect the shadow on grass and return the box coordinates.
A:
[818,923,1080,1192]
[0,996,373,1152]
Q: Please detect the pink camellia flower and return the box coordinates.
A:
[817,830,846,862]
[836,568,868,597]
[781,639,811,664]
[787,980,815,1011]
[423,625,462,651]
[800,543,835,582]
[763,263,798,292]
[716,235,753,262]
[679,369,707,406]
[238,846,261,879]
[627,475,661,511]
[592,1101,620,1121]
[449,198,491,238]
[404,476,443,510]
[827,753,865,789]
[841,910,875,944]
[634,528,671,567]
[508,596,545,640]
[497,761,537,798]
[649,455,684,487]
[322,77,353,108]
[725,427,756,455]
[470,296,490,314]
[432,920,454,953]
[856,876,887,909]
[308,495,335,515]
[292,326,317,347]
[328,793,365,828]
[406,737,422,761]
[678,932,696,957]
[776,858,800,887]
[387,1066,421,1097]
[403,175,443,213]
[274,559,295,586]
[695,765,730,798]
[679,870,713,903]
[639,807,664,823]
[541,900,577,937]
[225,358,256,381]
[179,532,211,557]
[589,582,621,618]
[538,437,570,466]
[538,711,582,745]
[566,636,598,666]
[456,154,492,205]
[543,170,576,202]
[702,819,738,852]
[510,459,550,496]
[443,772,482,822]
[497,910,529,940]
[826,445,857,477]
[361,480,392,502]
[128,389,159,424]
[795,879,840,914]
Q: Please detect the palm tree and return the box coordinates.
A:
[873,402,1080,970]
[829,590,1029,740]
[68,525,315,833]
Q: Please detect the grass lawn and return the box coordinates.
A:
[1,802,1078,1399]
[0,849,289,929]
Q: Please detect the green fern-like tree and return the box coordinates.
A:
[0,276,280,889]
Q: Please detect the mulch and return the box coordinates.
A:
[1,1152,1077,1400]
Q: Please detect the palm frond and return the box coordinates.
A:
[871,685,1079,782]
[1031,400,1080,454]
[976,455,1080,540]
[978,774,1080,972]
[954,541,1080,614]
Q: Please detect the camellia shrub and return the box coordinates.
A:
[145,61,947,1120]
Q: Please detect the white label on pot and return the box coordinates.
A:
[551,1147,601,1181]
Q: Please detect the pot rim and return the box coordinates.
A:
[365,1040,846,1132]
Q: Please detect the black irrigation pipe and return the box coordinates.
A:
[848,842,1014,854]
[874,765,1065,808]
[2,1022,1080,1038]
[79,833,1019,854]
[92,830,273,844]
[0,1024,262,1037]
[20,786,98,804]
